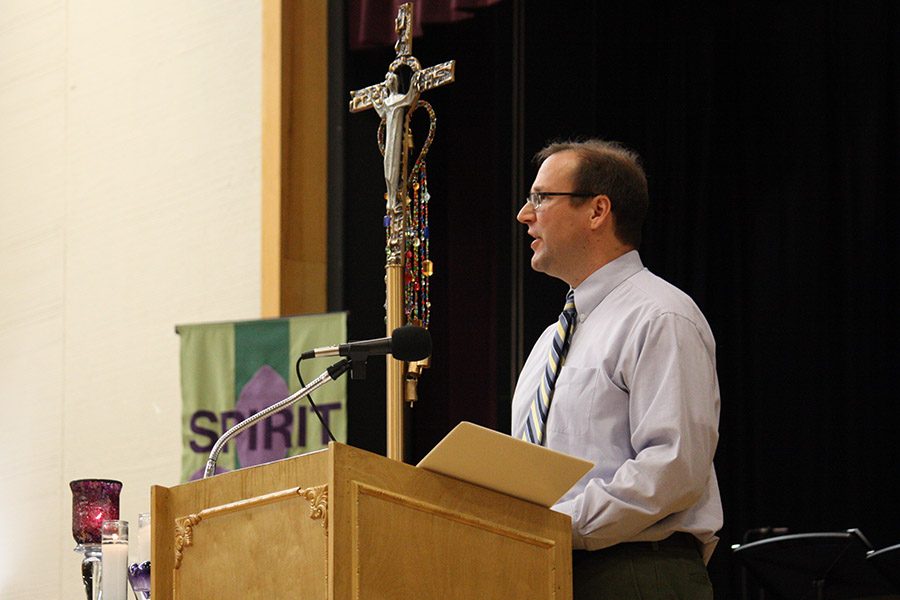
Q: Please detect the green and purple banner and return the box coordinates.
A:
[177,312,347,482]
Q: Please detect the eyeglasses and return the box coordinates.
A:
[524,192,597,210]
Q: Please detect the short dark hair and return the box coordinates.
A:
[534,139,649,247]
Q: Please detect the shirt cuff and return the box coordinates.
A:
[552,498,585,549]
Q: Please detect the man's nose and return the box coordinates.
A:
[516,201,534,223]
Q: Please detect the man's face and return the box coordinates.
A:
[517,151,593,285]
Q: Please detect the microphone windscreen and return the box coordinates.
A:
[390,325,432,361]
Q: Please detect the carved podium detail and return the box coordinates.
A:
[300,484,329,531]
[172,485,328,569]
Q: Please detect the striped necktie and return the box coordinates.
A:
[524,289,577,445]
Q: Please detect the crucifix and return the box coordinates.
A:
[349,3,455,462]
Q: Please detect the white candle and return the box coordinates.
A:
[102,542,128,600]
[101,520,129,600]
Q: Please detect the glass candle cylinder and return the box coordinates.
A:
[136,512,151,564]
[128,512,151,598]
[101,519,129,600]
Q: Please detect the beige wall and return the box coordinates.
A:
[0,2,262,597]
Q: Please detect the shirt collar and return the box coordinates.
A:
[571,250,645,320]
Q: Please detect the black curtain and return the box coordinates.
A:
[338,2,900,597]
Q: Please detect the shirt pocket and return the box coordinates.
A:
[547,366,601,435]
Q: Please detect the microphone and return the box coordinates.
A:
[300,325,432,362]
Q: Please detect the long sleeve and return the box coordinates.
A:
[554,313,720,549]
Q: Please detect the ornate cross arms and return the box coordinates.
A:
[348,3,456,115]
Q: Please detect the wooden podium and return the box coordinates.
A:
[151,442,573,599]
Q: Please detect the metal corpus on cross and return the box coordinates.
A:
[349,3,455,462]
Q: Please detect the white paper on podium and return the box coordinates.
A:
[417,421,594,507]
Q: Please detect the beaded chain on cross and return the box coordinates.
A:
[378,100,436,329]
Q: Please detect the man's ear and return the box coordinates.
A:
[589,195,612,230]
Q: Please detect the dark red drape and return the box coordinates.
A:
[349,0,502,50]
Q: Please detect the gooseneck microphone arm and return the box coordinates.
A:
[202,358,352,479]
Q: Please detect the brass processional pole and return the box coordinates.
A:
[349,3,455,462]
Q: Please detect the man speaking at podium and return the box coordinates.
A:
[512,139,722,599]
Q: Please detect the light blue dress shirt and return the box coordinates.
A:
[511,250,723,562]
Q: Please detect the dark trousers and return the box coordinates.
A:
[572,533,714,600]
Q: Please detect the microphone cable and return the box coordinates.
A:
[295,355,337,443]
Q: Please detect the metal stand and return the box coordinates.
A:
[348,2,455,462]
[75,544,101,600]
[732,528,898,599]
[867,543,900,591]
